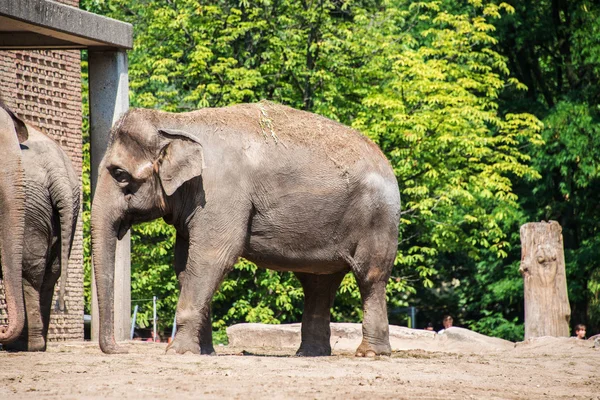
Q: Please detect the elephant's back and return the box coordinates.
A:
[22,128,62,157]
[22,128,77,177]
[189,102,393,180]
[198,102,398,198]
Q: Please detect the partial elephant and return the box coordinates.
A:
[0,100,79,351]
[92,102,400,357]
[0,99,27,345]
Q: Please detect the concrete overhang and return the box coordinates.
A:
[0,0,132,50]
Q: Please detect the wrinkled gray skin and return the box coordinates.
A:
[0,102,27,345]
[0,101,79,351]
[93,102,400,357]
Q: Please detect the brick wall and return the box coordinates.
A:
[0,0,84,342]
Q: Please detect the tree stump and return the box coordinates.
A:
[520,221,571,339]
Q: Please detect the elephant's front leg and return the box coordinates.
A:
[199,305,215,355]
[167,253,230,355]
[169,234,216,355]
[167,222,243,355]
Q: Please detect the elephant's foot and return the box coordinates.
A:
[99,338,129,354]
[3,339,28,352]
[27,336,47,352]
[354,339,391,357]
[296,342,332,357]
[101,344,129,354]
[166,336,201,355]
[201,345,216,355]
[3,336,45,352]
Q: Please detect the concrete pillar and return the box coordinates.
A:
[88,50,131,342]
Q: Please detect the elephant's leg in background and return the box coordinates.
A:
[294,270,347,357]
[172,234,215,355]
[21,279,45,351]
[39,243,61,347]
[199,305,214,355]
[351,240,394,357]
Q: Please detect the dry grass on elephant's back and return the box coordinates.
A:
[207,102,374,165]
[140,101,385,170]
[256,101,371,162]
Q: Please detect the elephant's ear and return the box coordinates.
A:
[0,103,28,143]
[157,128,205,196]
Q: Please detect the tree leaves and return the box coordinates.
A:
[80,0,545,338]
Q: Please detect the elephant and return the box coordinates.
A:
[0,99,79,351]
[0,99,27,346]
[92,101,400,357]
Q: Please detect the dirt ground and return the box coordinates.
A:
[0,337,598,400]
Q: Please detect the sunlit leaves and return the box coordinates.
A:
[351,1,541,291]
[80,0,542,336]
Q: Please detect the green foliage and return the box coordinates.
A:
[79,0,555,341]
[467,310,524,342]
[129,222,178,329]
[492,0,600,335]
[81,55,92,315]
[213,258,304,330]
[350,1,542,297]
[523,102,600,332]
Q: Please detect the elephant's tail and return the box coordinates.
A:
[49,153,80,312]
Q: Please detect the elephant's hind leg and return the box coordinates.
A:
[39,252,61,348]
[354,278,391,357]
[5,250,48,352]
[5,279,45,352]
[294,270,347,357]
[349,240,395,357]
[24,281,47,351]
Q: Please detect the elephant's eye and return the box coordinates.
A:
[111,168,131,184]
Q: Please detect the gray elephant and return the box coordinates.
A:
[0,100,79,351]
[0,100,27,346]
[92,102,400,357]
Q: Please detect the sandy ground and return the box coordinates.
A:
[0,338,600,400]
[0,337,598,400]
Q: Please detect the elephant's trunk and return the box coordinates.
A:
[0,110,25,344]
[48,164,80,312]
[91,171,127,354]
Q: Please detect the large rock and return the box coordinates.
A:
[588,334,600,349]
[227,323,302,349]
[435,327,515,352]
[514,335,599,354]
[227,323,437,353]
[331,323,436,352]
[226,323,520,354]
